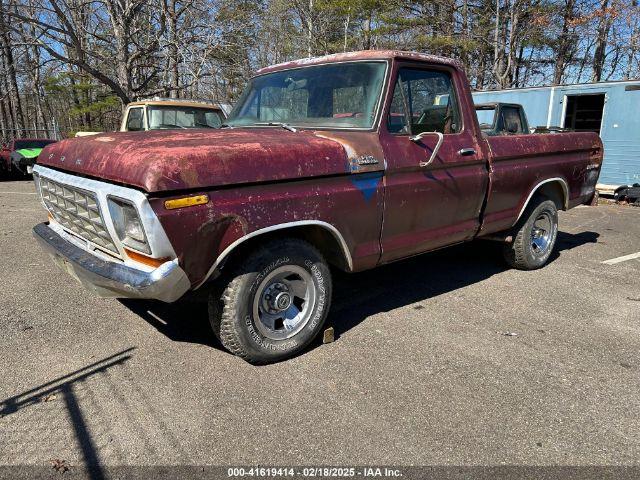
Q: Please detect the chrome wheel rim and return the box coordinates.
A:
[252,265,316,341]
[531,211,555,257]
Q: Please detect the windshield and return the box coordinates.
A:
[226,61,387,129]
[475,107,496,128]
[147,106,223,129]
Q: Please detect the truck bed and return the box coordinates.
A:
[480,132,602,235]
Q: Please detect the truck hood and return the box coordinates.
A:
[37,128,351,193]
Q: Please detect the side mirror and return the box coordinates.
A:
[409,131,444,167]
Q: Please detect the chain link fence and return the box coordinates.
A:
[1,124,62,146]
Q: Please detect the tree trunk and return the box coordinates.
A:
[167,0,179,98]
[343,7,350,52]
[553,0,576,85]
[0,0,24,132]
[592,0,611,82]
[307,0,313,57]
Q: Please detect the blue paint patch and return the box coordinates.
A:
[350,171,383,202]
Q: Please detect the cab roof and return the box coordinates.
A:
[256,50,463,75]
[127,99,222,110]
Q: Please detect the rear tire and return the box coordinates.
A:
[503,197,558,270]
[208,238,332,364]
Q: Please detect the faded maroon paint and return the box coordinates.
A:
[377,57,490,263]
[146,129,388,285]
[37,129,351,192]
[480,133,602,234]
[150,172,385,284]
[35,50,604,290]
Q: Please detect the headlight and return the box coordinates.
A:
[107,197,151,254]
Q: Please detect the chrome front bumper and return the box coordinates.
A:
[33,223,191,303]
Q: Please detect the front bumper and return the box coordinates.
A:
[33,223,190,303]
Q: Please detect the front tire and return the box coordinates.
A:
[209,238,332,364]
[503,197,558,270]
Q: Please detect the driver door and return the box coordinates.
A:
[379,64,489,263]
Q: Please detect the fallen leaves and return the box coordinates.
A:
[49,458,70,473]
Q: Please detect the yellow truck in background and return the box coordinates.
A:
[75,98,227,137]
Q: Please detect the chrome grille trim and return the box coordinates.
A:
[38,176,119,255]
[32,165,179,266]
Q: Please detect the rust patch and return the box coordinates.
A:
[313,131,386,174]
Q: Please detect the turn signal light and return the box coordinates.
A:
[164,194,209,210]
[124,248,169,268]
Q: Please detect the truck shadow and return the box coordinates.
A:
[329,230,599,337]
[120,298,220,349]
[121,230,599,355]
[0,348,135,479]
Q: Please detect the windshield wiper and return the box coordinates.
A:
[254,122,297,132]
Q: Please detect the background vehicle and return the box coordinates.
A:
[1,138,57,176]
[121,98,226,131]
[473,79,640,189]
[76,99,227,136]
[32,51,603,364]
[475,102,530,135]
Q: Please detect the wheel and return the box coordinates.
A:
[503,197,558,270]
[208,238,332,364]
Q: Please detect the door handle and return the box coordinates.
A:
[458,148,476,156]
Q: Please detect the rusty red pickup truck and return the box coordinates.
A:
[32,51,603,363]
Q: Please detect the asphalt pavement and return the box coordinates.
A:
[1,178,639,468]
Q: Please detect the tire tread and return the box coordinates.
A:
[209,238,330,364]
[503,196,557,270]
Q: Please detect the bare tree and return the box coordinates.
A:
[0,0,25,130]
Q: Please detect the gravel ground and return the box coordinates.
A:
[0,179,639,469]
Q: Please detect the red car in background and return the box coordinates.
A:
[0,138,57,177]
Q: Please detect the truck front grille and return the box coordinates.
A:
[38,176,119,255]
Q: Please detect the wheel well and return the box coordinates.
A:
[214,225,351,278]
[535,180,567,211]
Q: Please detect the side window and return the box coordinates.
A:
[126,108,144,131]
[501,107,524,134]
[387,68,461,134]
[388,81,409,133]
